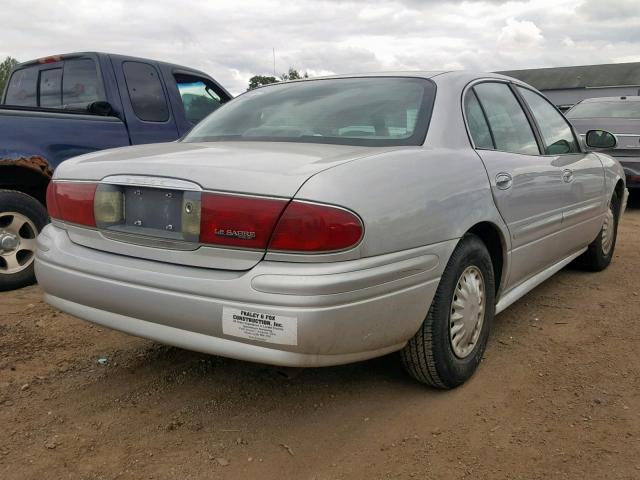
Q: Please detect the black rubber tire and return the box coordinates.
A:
[0,190,49,291]
[400,233,496,389]
[579,192,620,272]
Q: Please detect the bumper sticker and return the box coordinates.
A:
[222,307,298,345]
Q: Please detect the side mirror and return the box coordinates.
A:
[585,129,617,149]
[87,101,115,117]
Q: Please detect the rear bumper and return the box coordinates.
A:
[35,224,453,367]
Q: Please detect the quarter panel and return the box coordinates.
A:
[293,147,508,260]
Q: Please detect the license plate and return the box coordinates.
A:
[123,186,184,233]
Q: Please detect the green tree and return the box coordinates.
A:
[247,75,279,90]
[0,56,19,96]
[280,67,309,81]
[247,67,310,91]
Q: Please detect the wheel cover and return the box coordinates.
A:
[449,265,486,359]
[601,202,615,256]
[0,212,38,275]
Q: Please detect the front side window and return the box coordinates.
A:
[464,90,494,149]
[175,74,226,124]
[185,77,436,147]
[123,61,169,122]
[5,67,38,106]
[63,59,103,109]
[474,82,539,156]
[39,68,63,108]
[517,87,579,155]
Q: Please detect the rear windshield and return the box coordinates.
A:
[567,100,640,119]
[4,58,104,110]
[184,77,436,147]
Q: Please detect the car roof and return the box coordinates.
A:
[256,70,527,85]
[579,96,640,103]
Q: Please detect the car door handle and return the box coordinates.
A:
[562,169,574,183]
[495,172,513,190]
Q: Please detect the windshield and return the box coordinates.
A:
[567,100,640,119]
[184,77,436,147]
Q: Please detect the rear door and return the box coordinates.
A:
[515,86,606,247]
[111,58,180,144]
[466,81,567,289]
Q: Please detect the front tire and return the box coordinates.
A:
[0,190,49,291]
[579,192,619,272]
[401,234,495,389]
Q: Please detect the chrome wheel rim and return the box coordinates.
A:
[0,212,38,275]
[601,202,615,256]
[449,265,485,359]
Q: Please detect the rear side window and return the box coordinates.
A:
[39,68,63,108]
[5,67,38,106]
[123,61,169,122]
[63,59,103,109]
[474,82,539,156]
[517,87,579,155]
[464,90,494,149]
[175,73,226,124]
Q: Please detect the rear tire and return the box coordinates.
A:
[579,192,619,272]
[400,233,495,389]
[0,190,49,291]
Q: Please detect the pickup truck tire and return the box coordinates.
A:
[579,191,619,272]
[400,234,495,389]
[0,190,49,291]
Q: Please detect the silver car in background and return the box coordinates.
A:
[35,72,627,389]
[567,96,640,191]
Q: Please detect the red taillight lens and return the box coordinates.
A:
[45,182,60,219]
[269,201,363,252]
[199,193,287,249]
[48,182,97,227]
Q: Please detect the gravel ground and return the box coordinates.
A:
[1,196,639,480]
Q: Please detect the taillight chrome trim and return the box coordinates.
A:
[100,175,203,191]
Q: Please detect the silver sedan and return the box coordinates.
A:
[35,72,628,388]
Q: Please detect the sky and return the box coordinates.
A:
[2,0,640,95]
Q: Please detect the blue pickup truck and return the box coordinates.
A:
[0,52,232,290]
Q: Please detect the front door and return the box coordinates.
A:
[514,86,606,248]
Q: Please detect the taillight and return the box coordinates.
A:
[199,193,287,249]
[269,201,363,252]
[38,55,62,64]
[47,182,97,227]
[45,182,60,219]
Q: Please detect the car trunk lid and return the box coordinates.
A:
[54,141,390,270]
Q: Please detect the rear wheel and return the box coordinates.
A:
[0,190,49,291]
[579,192,619,272]
[401,234,495,389]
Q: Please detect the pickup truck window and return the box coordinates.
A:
[123,61,169,122]
[63,59,103,109]
[5,67,38,107]
[175,74,223,124]
[40,68,63,107]
[5,58,104,111]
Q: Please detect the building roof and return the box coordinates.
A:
[498,62,640,90]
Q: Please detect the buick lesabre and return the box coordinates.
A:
[35,72,628,388]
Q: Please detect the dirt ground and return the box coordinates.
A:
[1,197,639,480]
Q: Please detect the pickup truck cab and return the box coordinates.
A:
[0,52,231,290]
